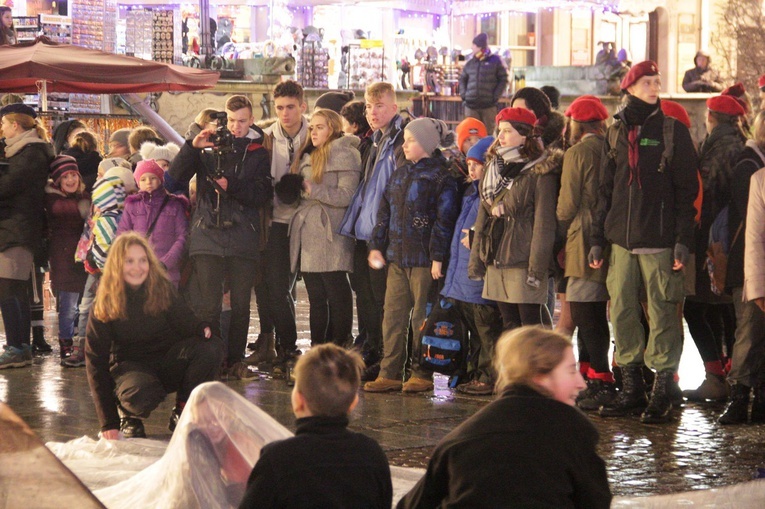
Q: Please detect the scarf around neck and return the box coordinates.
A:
[480,145,530,204]
[4,128,46,158]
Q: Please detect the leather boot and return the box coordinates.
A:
[599,365,648,417]
[641,370,675,424]
[244,333,277,366]
[750,384,765,424]
[718,384,751,425]
[59,338,73,359]
[32,326,52,353]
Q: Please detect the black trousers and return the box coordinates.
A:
[190,255,256,365]
[684,300,727,364]
[348,240,387,359]
[570,301,611,374]
[302,271,354,346]
[112,337,223,417]
[0,277,30,349]
[253,222,298,353]
[496,302,551,330]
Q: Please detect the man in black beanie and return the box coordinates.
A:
[458,32,508,133]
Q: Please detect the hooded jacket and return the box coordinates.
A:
[682,52,724,93]
[369,152,459,268]
[469,149,564,282]
[117,188,189,286]
[340,114,408,242]
[88,176,126,269]
[45,183,90,293]
[288,135,362,273]
[0,132,54,254]
[591,107,699,251]
[168,126,272,260]
[459,50,509,110]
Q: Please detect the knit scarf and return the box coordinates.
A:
[480,145,528,204]
[622,95,660,188]
[3,128,46,158]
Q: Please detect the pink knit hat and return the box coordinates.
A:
[133,159,164,185]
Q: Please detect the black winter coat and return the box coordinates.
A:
[0,141,54,253]
[62,146,103,192]
[85,286,208,431]
[239,415,392,509]
[369,152,460,268]
[398,385,612,509]
[459,53,508,110]
[168,128,273,260]
[727,142,765,290]
[691,123,745,301]
[592,107,699,251]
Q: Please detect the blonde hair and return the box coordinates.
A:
[4,113,50,142]
[290,109,344,183]
[92,233,174,322]
[493,326,573,394]
[365,82,396,103]
[750,111,765,149]
[194,108,220,127]
[293,344,363,417]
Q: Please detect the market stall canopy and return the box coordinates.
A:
[0,37,220,94]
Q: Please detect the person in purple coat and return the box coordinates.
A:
[45,155,91,359]
[116,159,189,287]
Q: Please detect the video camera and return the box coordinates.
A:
[209,111,234,155]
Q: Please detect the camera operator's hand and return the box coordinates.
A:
[192,128,216,149]
[215,177,228,191]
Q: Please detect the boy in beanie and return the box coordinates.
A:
[447,117,488,184]
[459,32,508,133]
[108,128,132,158]
[442,135,503,394]
[589,61,699,424]
[239,344,392,508]
[364,118,460,393]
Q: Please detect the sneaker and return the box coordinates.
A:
[457,380,494,395]
[120,417,146,439]
[0,345,32,369]
[363,377,403,393]
[21,344,33,363]
[226,361,257,381]
[402,376,434,393]
[683,373,729,402]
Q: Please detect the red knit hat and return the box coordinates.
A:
[455,117,488,153]
[759,75,765,91]
[620,60,660,91]
[495,107,536,127]
[134,159,165,185]
[706,95,746,117]
[564,97,608,122]
[660,100,691,129]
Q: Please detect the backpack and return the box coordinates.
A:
[419,299,467,376]
[706,205,743,296]
[607,115,676,174]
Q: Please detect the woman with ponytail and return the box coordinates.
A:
[468,107,563,330]
[0,103,55,368]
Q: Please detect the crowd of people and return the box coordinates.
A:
[4,38,765,505]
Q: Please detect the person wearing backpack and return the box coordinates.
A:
[589,61,699,424]
[719,110,765,424]
[683,96,746,403]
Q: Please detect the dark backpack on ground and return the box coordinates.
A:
[419,299,467,376]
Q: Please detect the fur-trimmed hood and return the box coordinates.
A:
[528,148,564,176]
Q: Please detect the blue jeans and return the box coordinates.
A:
[57,291,81,339]
[75,274,99,341]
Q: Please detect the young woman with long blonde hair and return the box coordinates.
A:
[85,233,222,440]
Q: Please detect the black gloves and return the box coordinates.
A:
[588,246,604,266]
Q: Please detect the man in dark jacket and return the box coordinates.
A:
[458,33,508,133]
[168,95,272,380]
[589,61,699,424]
[682,51,724,93]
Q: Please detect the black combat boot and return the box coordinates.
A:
[599,365,648,417]
[641,370,675,424]
[751,383,765,424]
[718,384,751,425]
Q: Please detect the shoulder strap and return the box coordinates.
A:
[657,116,676,174]
[607,121,623,163]
[731,221,744,249]
[145,195,171,239]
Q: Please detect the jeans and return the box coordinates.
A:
[76,274,99,342]
[57,291,81,340]
[190,255,257,366]
[302,271,353,347]
[253,222,297,353]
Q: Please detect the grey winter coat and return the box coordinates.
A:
[289,135,361,273]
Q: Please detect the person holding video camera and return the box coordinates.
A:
[168,95,272,380]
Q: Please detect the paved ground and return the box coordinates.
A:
[1,282,765,500]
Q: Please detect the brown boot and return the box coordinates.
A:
[244,333,277,366]
[363,377,403,393]
[402,377,434,393]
